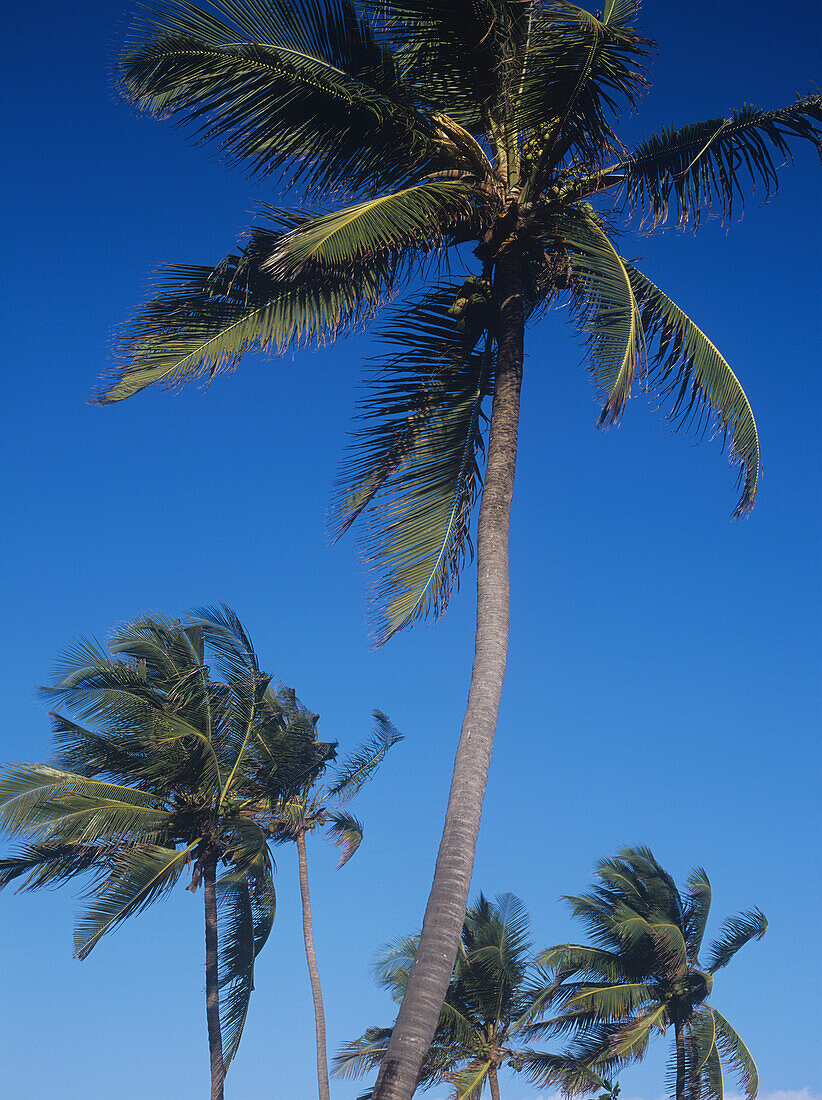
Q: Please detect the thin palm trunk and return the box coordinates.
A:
[373,249,525,1100]
[296,829,331,1100]
[674,1019,686,1100]
[204,850,225,1100]
[488,1064,502,1100]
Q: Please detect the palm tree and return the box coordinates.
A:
[0,607,335,1100]
[335,892,563,1100]
[100,3,821,1094]
[267,713,403,1100]
[525,847,767,1100]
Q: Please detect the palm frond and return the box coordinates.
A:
[325,810,363,868]
[331,285,492,644]
[625,263,759,517]
[539,943,635,982]
[609,1003,667,1060]
[97,222,396,403]
[519,1048,613,1095]
[684,868,712,962]
[333,1026,393,1079]
[562,980,657,1019]
[689,1006,718,1076]
[0,842,103,892]
[619,93,822,228]
[565,211,644,425]
[705,909,767,973]
[328,711,403,802]
[118,0,436,196]
[216,863,276,1068]
[74,841,197,958]
[263,181,485,276]
[448,1057,492,1100]
[704,1034,725,1100]
[712,1009,758,1099]
[374,933,419,1000]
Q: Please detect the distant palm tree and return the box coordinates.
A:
[268,713,403,1100]
[0,608,334,1100]
[336,892,565,1100]
[103,2,820,1093]
[526,847,766,1100]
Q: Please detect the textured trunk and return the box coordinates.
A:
[204,851,225,1100]
[489,1064,502,1100]
[372,250,525,1100]
[296,830,331,1100]
[674,1018,686,1100]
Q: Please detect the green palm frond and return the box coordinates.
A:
[517,2,649,184]
[264,181,485,276]
[684,868,712,962]
[325,810,363,868]
[712,1009,758,1099]
[562,980,657,1019]
[519,1048,613,1095]
[331,285,492,644]
[327,710,403,802]
[97,226,397,403]
[448,1057,492,1100]
[74,841,197,958]
[119,0,435,195]
[333,1026,393,1079]
[706,909,767,973]
[689,1006,718,1076]
[704,1035,725,1100]
[609,1003,667,1060]
[619,94,822,227]
[374,934,419,999]
[624,263,759,517]
[565,211,644,425]
[539,944,635,982]
[216,864,276,1068]
[0,842,103,891]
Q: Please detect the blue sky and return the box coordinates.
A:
[1,1,820,1097]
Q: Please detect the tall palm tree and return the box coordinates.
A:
[100,3,821,1094]
[0,607,335,1100]
[336,892,563,1100]
[524,847,767,1100]
[268,713,403,1100]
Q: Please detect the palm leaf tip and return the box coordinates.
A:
[706,908,767,972]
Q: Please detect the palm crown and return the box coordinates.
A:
[0,607,335,1093]
[527,847,767,1100]
[105,0,821,641]
[336,892,561,1099]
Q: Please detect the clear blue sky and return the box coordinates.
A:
[1,2,820,1098]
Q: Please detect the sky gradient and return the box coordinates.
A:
[2,2,820,1097]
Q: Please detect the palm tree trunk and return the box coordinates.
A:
[204,851,225,1100]
[372,249,525,1100]
[488,1065,502,1100]
[296,830,331,1100]
[674,1019,686,1100]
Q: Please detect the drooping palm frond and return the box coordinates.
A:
[325,810,364,868]
[74,841,198,958]
[0,842,104,891]
[684,868,712,962]
[328,710,403,802]
[564,211,644,425]
[625,263,759,517]
[618,93,822,227]
[705,909,767,973]
[97,226,398,403]
[331,285,492,644]
[519,1046,615,1096]
[216,863,276,1068]
[711,1010,758,1099]
[118,0,438,196]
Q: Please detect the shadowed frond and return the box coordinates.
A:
[539,943,634,982]
[684,868,712,962]
[333,1026,393,1079]
[706,909,767,973]
[74,841,197,958]
[609,1003,667,1060]
[712,1010,758,1099]
[328,711,403,802]
[0,842,104,892]
[325,810,363,868]
[331,286,492,644]
[216,864,276,1068]
[619,93,822,227]
[625,263,759,517]
[118,0,437,196]
[689,1006,718,1076]
[448,1058,492,1100]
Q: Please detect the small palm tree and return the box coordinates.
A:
[0,607,334,1100]
[336,893,563,1100]
[267,713,403,1100]
[526,847,766,1100]
[102,4,820,1093]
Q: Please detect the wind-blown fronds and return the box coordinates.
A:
[625,264,759,517]
[328,710,403,802]
[706,909,767,973]
[712,1010,758,1099]
[119,0,436,196]
[325,811,364,867]
[619,94,822,228]
[331,285,492,644]
[97,225,397,403]
[684,868,712,962]
[0,842,104,892]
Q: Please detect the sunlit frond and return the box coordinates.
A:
[712,1010,758,1100]
[328,711,403,802]
[706,909,767,973]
